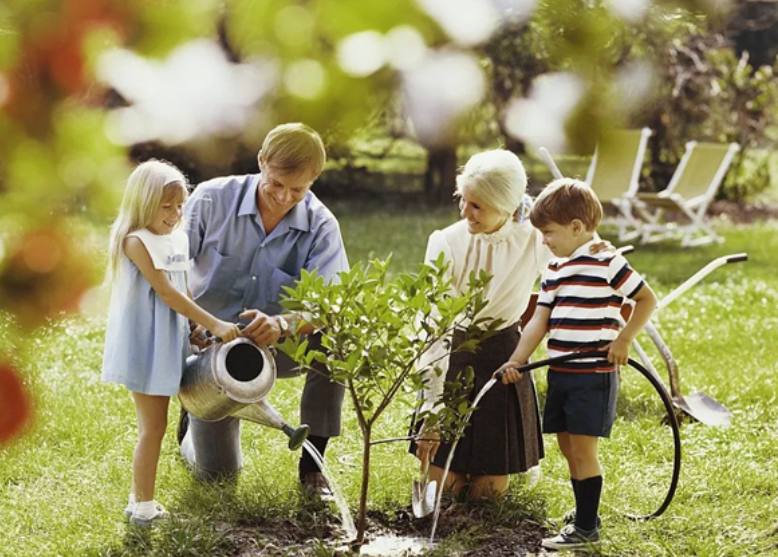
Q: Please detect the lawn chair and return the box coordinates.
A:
[632,141,740,247]
[584,127,652,242]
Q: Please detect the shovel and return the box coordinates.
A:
[412,458,437,518]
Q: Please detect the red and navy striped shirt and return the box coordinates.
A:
[537,241,645,373]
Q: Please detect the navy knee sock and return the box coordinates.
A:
[571,477,581,511]
[298,435,329,480]
[575,475,603,532]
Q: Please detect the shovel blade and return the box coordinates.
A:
[673,391,731,427]
[412,480,437,518]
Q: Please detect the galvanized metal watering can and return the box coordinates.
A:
[179,337,309,450]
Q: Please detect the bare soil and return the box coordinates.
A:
[214,504,554,556]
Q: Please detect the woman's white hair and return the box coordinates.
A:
[107,159,187,279]
[455,149,527,217]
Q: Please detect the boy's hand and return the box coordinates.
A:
[497,360,526,384]
[605,337,630,365]
[212,321,241,343]
[589,240,614,254]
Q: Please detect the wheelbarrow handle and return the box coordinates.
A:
[538,147,564,180]
[726,253,748,264]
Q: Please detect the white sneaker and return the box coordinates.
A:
[130,501,169,527]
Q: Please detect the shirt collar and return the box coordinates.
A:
[238,174,312,233]
[237,175,261,217]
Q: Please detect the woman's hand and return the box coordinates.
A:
[588,240,614,254]
[211,320,241,343]
[497,360,525,384]
[416,423,441,464]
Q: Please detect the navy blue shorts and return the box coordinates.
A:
[543,371,618,438]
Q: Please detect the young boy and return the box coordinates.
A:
[498,178,657,550]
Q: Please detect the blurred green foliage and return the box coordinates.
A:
[0,0,765,441]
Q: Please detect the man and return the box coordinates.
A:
[179,123,348,497]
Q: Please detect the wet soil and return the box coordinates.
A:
[214,504,554,556]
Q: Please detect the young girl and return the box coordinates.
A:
[102,160,240,526]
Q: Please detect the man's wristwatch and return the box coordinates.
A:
[275,314,290,337]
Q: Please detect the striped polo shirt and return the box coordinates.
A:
[537,240,645,373]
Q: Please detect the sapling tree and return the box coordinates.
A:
[278,255,502,544]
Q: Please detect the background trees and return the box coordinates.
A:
[2,0,776,443]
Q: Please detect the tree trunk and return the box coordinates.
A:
[356,428,372,545]
[423,146,458,205]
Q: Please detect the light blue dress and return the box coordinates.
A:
[102,228,191,396]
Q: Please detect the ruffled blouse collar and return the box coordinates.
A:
[474,217,516,245]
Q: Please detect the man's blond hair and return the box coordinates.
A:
[530,178,603,231]
[260,123,326,178]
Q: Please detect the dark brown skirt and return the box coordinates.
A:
[410,325,544,475]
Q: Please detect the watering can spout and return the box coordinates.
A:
[232,400,310,450]
[179,338,308,450]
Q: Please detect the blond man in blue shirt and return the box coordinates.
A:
[179,123,349,497]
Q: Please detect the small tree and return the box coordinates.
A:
[278,256,501,545]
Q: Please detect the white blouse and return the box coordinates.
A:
[419,217,552,412]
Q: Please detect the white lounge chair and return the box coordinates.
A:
[632,141,740,247]
[585,127,652,242]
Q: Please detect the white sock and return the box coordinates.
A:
[128,493,136,505]
[133,500,159,519]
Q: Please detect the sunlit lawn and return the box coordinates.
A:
[1,208,777,556]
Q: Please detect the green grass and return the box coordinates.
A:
[1,211,778,556]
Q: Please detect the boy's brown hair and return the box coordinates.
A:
[530,178,603,231]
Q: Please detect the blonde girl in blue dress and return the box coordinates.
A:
[102,160,240,526]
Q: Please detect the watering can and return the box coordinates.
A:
[179,337,310,450]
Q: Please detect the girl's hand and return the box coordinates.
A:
[212,321,241,343]
[497,360,525,384]
[416,422,441,463]
[604,337,630,365]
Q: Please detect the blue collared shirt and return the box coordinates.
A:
[184,173,349,322]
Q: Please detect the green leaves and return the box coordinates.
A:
[277,257,495,437]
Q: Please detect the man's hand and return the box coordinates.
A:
[189,323,212,350]
[239,309,282,345]
[605,336,630,365]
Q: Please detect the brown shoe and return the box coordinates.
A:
[176,406,189,446]
[302,472,334,500]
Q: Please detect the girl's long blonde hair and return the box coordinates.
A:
[107,160,188,280]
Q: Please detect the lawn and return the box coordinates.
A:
[1,208,777,556]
